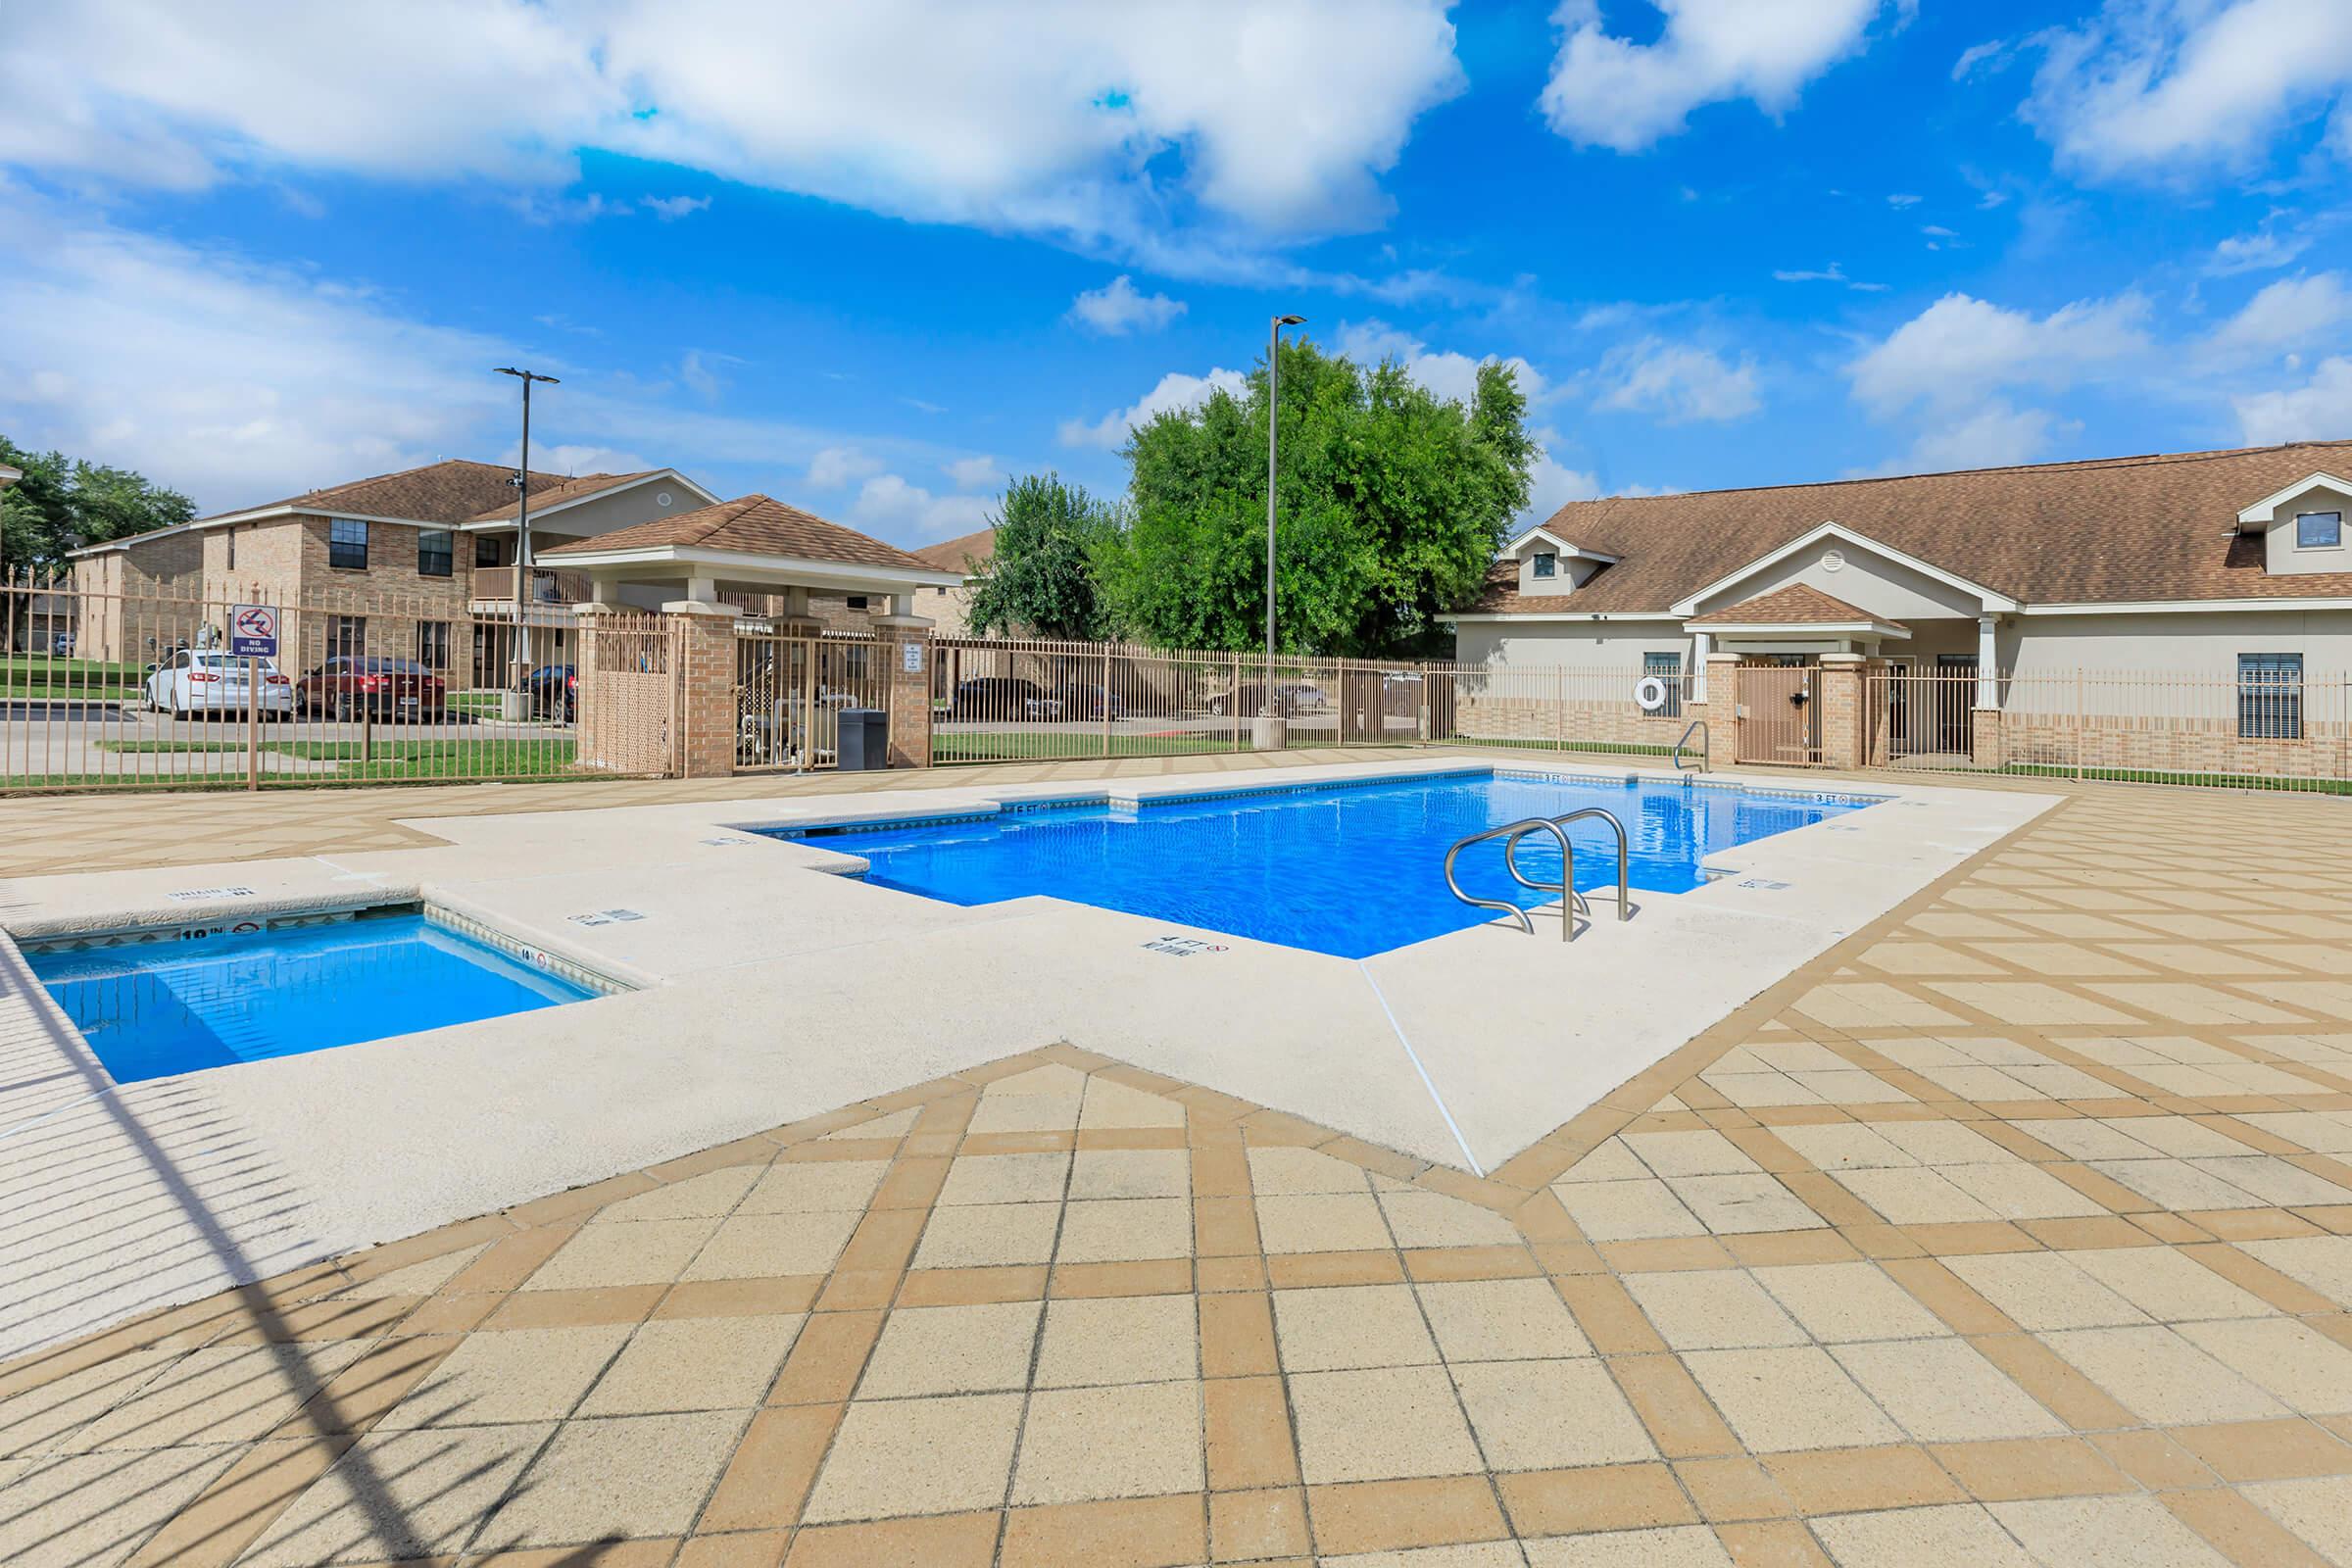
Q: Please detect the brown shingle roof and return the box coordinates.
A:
[467,470,661,522]
[912,525,996,574]
[209,460,619,526]
[539,494,943,573]
[1686,583,1901,628]
[1469,440,2352,615]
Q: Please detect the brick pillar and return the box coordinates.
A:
[1706,653,1742,767]
[666,601,739,779]
[1862,658,1891,768]
[873,613,934,768]
[1970,707,2004,768]
[1817,653,1865,770]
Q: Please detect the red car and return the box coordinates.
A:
[297,656,447,721]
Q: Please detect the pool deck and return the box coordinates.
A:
[3,765,2351,1565]
[0,755,2048,1364]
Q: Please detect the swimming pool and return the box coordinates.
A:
[27,908,603,1083]
[776,770,1878,959]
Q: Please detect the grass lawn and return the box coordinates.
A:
[1,655,144,699]
[1998,761,2352,795]
[931,730,1244,761]
[83,737,581,782]
[1449,735,1678,759]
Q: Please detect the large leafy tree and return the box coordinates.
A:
[1101,338,1533,658]
[1,436,196,574]
[963,472,1120,641]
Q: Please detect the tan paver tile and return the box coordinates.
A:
[578,1313,805,1415]
[1010,1379,1203,1503]
[0,1347,177,1457]
[1936,1160,2112,1220]
[0,1446,245,1568]
[1256,1192,1393,1253]
[1622,1270,1806,1350]
[684,1210,865,1279]
[1416,1278,1592,1362]
[801,1392,1024,1522]
[1055,1197,1194,1262]
[1520,1525,1735,1565]
[1378,1190,1523,1249]
[1275,1284,1440,1372]
[1549,1179,1707,1242]
[1035,1294,1198,1388]
[475,1408,745,1548]
[909,1202,1061,1269]
[856,1299,1041,1397]
[1832,1338,2067,1442]
[1832,1166,2000,1225]
[2191,1154,2352,1207]
[936,1152,1070,1205]
[377,1324,629,1428]
[1945,1251,2149,1331]
[1809,1501,2037,1567]
[1452,1357,1657,1471]
[1079,1077,1188,1130]
[1661,1173,1827,1235]
[240,1424,550,1566]
[1288,1366,1484,1484]
[2242,1475,2352,1563]
[2240,1235,2352,1305]
[2174,1317,2352,1414]
[2042,1325,2290,1424]
[2089,1158,2267,1212]
[739,1158,890,1213]
[591,1165,763,1223]
[53,1340,364,1451]
[2067,1245,2278,1321]
[1248,1145,1371,1194]
[1067,1148,1190,1200]
[1682,1347,1902,1451]
[1990,1494,2233,1567]
[1751,1261,1947,1342]
[1554,1139,1649,1184]
[522,1218,722,1291]
[1624,1130,1763,1177]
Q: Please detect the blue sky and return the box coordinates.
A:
[4,1,2351,543]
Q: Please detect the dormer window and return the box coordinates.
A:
[2296,511,2343,550]
[1532,551,1557,579]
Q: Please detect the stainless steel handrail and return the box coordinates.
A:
[1675,718,1710,772]
[1442,806,1631,941]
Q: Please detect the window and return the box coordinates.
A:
[2296,511,2343,550]
[417,530,454,578]
[416,620,452,670]
[2238,653,2303,741]
[225,527,235,570]
[476,533,502,567]
[1643,651,1684,717]
[328,518,368,570]
[846,595,869,611]
[327,614,367,659]
[1532,551,1557,579]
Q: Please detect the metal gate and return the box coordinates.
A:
[1738,661,1820,765]
[733,628,888,771]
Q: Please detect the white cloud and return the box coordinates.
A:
[1592,339,1761,423]
[1540,0,1890,152]
[807,446,887,489]
[2023,0,2352,180]
[849,472,994,544]
[642,194,711,220]
[1906,401,2066,471]
[946,454,1006,490]
[2209,225,2314,276]
[1058,367,1248,448]
[1772,261,1886,290]
[1066,275,1186,335]
[2208,272,2352,357]
[529,443,654,476]
[1846,292,2151,418]
[677,349,742,403]
[2,0,1465,252]
[2236,355,2352,443]
[1333,319,1547,405]
[1886,192,1922,207]
[1523,426,1602,522]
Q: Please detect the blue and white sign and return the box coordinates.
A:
[228,604,278,658]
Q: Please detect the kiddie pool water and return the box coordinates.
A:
[27,908,600,1084]
[776,770,1878,960]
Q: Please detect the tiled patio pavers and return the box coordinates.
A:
[4,781,2352,1562]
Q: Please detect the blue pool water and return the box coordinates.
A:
[28,909,600,1084]
[782,770,1877,959]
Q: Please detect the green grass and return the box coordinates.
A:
[1997,761,2352,795]
[1448,735,1677,759]
[2,655,143,699]
[931,730,1241,761]
[85,736,579,781]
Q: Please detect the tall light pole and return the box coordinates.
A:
[495,367,560,700]
[1261,313,1305,749]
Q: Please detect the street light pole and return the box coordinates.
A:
[495,367,560,702]
[1260,313,1304,750]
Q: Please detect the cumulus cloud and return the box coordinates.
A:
[946,454,1007,490]
[2023,0,2352,180]
[1772,261,1886,290]
[1057,367,1248,449]
[1905,402,2066,471]
[1066,275,1186,335]
[1846,292,2150,418]
[642,194,711,220]
[1540,0,1891,152]
[2236,356,2352,443]
[0,0,1465,253]
[1592,339,1761,423]
[807,446,886,489]
[849,472,994,544]
[2207,272,2352,357]
[1333,319,1547,405]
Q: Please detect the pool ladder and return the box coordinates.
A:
[1442,807,1632,942]
[1674,718,1710,772]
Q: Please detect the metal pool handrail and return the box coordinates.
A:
[1442,807,1632,941]
[1674,718,1710,771]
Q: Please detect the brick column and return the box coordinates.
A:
[873,613,934,768]
[1706,653,1742,767]
[1863,658,1891,768]
[1970,707,2004,768]
[665,600,740,779]
[1817,653,1865,770]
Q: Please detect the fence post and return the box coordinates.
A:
[246,653,261,791]
[1102,644,1112,760]
[2075,667,2084,782]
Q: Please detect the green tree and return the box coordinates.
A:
[963,472,1120,641]
[1100,336,1532,658]
[0,436,196,575]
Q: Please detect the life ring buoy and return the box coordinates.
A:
[1634,675,1670,712]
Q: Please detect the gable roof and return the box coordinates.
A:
[540,494,942,573]
[912,525,996,574]
[466,469,675,522]
[1686,583,1901,629]
[1468,440,2352,616]
[216,460,618,526]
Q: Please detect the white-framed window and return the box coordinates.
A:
[2238,653,2303,740]
[1532,551,1557,579]
[2295,511,2343,550]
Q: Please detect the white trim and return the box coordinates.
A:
[1502,523,1618,564]
[543,541,962,591]
[1667,520,2019,617]
[457,468,719,531]
[2234,471,2352,525]
[2018,597,2352,615]
[2291,509,2346,554]
[1440,612,1681,624]
[1690,620,1912,640]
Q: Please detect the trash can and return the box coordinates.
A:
[838,708,889,771]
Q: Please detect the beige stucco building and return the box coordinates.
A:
[909,524,995,639]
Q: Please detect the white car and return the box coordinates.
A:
[145,650,296,718]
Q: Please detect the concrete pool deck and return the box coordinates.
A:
[3,775,2352,1566]
[0,757,2050,1361]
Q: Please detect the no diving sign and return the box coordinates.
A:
[229,604,278,658]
